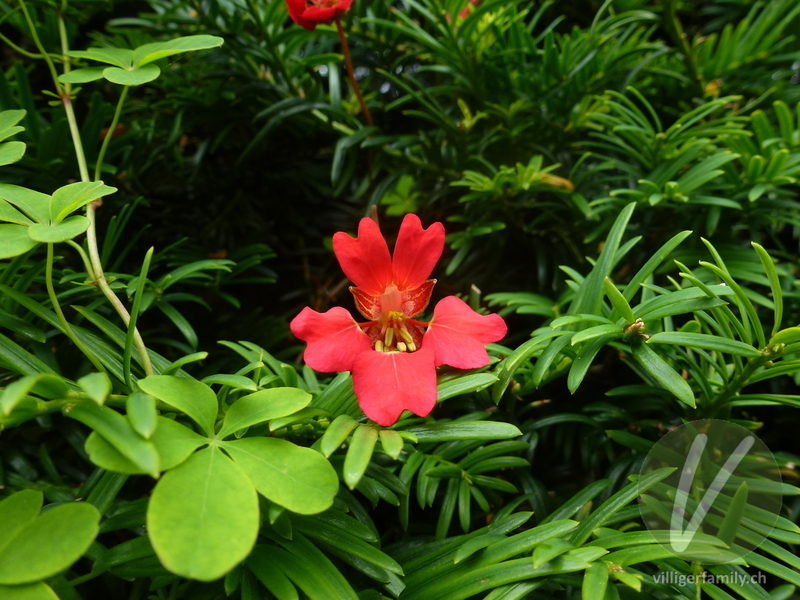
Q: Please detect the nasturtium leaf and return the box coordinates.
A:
[218,388,311,439]
[78,372,112,405]
[148,447,259,581]
[0,501,100,585]
[138,375,217,437]
[103,64,161,87]
[0,490,42,551]
[402,421,522,442]
[0,141,25,166]
[85,416,207,474]
[133,35,224,66]
[0,110,26,141]
[69,47,134,69]
[222,437,338,515]
[151,417,208,470]
[0,225,37,259]
[85,432,146,474]
[57,67,106,84]
[0,199,33,226]
[0,583,59,600]
[50,181,117,224]
[0,374,68,416]
[27,216,90,243]
[127,392,157,438]
[65,402,160,477]
[0,184,50,224]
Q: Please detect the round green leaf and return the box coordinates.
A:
[222,437,338,515]
[85,432,147,474]
[0,503,100,584]
[27,216,89,243]
[58,67,106,84]
[134,35,224,66]
[85,416,207,475]
[0,141,25,166]
[0,224,37,259]
[0,490,42,550]
[103,64,160,86]
[138,375,217,436]
[218,388,311,439]
[0,583,59,600]
[65,402,160,477]
[148,447,259,581]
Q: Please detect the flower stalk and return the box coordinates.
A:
[336,19,373,128]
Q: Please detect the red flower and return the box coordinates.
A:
[286,0,353,31]
[291,215,507,426]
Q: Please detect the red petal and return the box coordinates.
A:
[285,0,318,29]
[392,214,445,291]
[350,286,382,320]
[424,296,507,369]
[300,5,338,22]
[333,218,393,296]
[401,279,436,318]
[290,307,371,372]
[352,346,437,426]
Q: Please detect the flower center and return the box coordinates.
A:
[374,310,418,353]
[310,0,339,7]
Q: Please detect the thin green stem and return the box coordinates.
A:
[85,205,154,376]
[55,12,91,183]
[18,0,62,94]
[0,31,61,60]
[95,86,128,181]
[66,240,97,281]
[46,244,107,374]
[53,11,152,376]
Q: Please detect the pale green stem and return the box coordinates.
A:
[66,239,96,281]
[54,13,153,376]
[0,30,61,60]
[18,0,62,94]
[95,86,128,181]
[85,204,154,376]
[46,244,107,373]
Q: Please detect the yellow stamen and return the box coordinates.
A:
[396,341,407,352]
[398,328,414,344]
[384,328,394,348]
[407,340,417,352]
[387,311,404,322]
[375,340,384,352]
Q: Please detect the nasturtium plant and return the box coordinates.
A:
[127,376,339,579]
[59,35,224,87]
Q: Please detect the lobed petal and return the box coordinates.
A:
[350,286,382,321]
[285,0,319,30]
[300,4,338,22]
[392,214,445,291]
[352,345,437,426]
[290,306,371,373]
[401,279,436,318]
[424,296,507,369]
[333,218,393,297]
